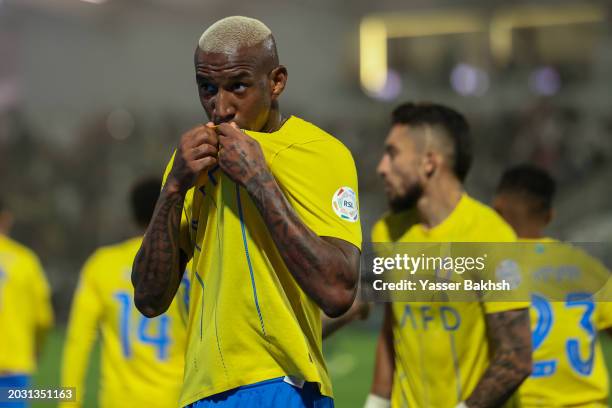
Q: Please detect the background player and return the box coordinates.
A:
[132,16,362,408]
[0,197,54,407]
[60,177,188,408]
[367,102,532,408]
[494,164,612,407]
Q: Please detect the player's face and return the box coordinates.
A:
[194,47,278,131]
[492,192,530,234]
[377,125,426,212]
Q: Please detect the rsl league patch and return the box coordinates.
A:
[332,187,359,222]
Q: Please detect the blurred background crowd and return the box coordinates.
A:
[1,1,611,405]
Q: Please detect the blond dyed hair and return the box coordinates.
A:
[198,16,273,54]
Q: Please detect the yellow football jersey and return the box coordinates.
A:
[60,237,188,408]
[518,238,611,408]
[372,194,526,408]
[162,116,362,406]
[0,234,53,374]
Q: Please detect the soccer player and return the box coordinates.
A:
[0,197,54,406]
[367,103,532,408]
[131,16,362,408]
[60,178,188,408]
[494,164,612,407]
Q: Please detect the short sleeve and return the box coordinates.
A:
[61,252,105,407]
[271,140,362,250]
[162,152,194,259]
[29,254,54,330]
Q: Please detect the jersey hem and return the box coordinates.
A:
[179,368,332,407]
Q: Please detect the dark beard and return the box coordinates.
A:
[389,184,423,213]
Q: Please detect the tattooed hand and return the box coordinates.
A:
[131,123,217,318]
[168,123,219,194]
[216,122,269,187]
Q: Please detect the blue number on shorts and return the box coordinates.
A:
[530,292,595,377]
[114,290,171,361]
[565,293,595,375]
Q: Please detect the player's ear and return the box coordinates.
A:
[422,151,437,179]
[269,65,287,100]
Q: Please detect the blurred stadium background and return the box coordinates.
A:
[1,0,611,406]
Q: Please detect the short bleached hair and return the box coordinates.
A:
[198,16,273,54]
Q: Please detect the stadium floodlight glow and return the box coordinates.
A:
[360,17,388,95]
[529,66,561,96]
[450,63,489,96]
[490,4,604,65]
[359,5,605,94]
[369,69,402,101]
[359,11,485,96]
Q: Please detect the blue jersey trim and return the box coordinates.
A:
[235,184,267,337]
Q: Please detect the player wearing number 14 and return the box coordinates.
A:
[60,178,189,408]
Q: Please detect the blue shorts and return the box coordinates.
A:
[187,377,334,408]
[0,374,31,408]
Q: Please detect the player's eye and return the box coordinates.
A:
[232,82,248,93]
[200,82,218,95]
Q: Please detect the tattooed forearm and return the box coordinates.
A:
[131,184,187,317]
[244,170,360,317]
[466,308,532,408]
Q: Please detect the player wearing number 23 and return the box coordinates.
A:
[494,165,612,408]
[60,178,189,408]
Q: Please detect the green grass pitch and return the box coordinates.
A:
[32,326,612,407]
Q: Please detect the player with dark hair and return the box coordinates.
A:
[367,102,532,408]
[494,164,612,407]
[60,177,188,408]
[493,164,556,238]
[0,197,54,407]
[132,16,361,408]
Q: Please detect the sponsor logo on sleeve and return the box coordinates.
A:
[332,187,359,222]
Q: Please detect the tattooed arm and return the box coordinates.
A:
[217,122,360,317]
[465,308,532,408]
[132,124,218,317]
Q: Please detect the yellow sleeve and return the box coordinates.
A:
[28,254,54,331]
[162,151,194,259]
[481,218,527,314]
[60,254,104,408]
[271,140,362,249]
[371,218,387,243]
